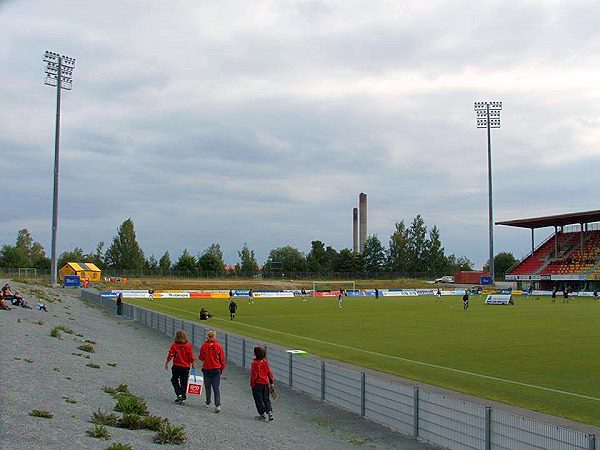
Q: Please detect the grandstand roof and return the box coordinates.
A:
[496,210,600,229]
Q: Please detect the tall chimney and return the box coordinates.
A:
[359,193,367,254]
[352,208,359,253]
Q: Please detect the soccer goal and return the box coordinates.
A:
[312,280,356,292]
[18,268,37,278]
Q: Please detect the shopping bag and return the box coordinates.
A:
[187,368,203,396]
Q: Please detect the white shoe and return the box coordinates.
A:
[215,406,221,413]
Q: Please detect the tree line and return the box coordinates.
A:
[0,216,517,278]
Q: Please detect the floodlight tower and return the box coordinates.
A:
[43,51,76,286]
[474,101,502,283]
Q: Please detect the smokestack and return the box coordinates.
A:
[359,193,367,254]
[352,208,358,253]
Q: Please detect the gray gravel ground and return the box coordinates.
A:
[0,281,436,450]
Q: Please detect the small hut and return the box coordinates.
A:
[59,262,102,282]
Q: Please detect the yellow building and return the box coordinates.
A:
[59,262,102,282]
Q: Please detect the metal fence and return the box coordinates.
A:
[82,291,598,450]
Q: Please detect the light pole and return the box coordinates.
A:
[474,101,502,283]
[43,51,76,285]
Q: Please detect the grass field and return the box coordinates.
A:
[125,293,600,426]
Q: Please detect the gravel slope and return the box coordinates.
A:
[0,281,435,450]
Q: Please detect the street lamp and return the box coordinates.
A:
[474,101,502,283]
[43,51,76,285]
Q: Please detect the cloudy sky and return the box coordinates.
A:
[1,0,599,268]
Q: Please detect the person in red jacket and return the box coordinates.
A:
[250,346,274,421]
[199,330,226,413]
[164,330,195,405]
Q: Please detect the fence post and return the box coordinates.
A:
[413,387,419,438]
[485,407,492,450]
[288,352,293,386]
[588,434,596,450]
[181,319,184,330]
[242,339,246,368]
[191,324,195,347]
[173,317,176,334]
[321,361,326,401]
[360,372,366,417]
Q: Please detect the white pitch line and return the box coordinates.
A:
[151,302,600,402]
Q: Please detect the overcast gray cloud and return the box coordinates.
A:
[1,0,599,268]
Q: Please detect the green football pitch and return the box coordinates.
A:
[125,294,600,426]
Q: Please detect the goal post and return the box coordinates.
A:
[312,280,356,292]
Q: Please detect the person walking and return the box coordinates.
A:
[248,289,255,304]
[337,289,344,309]
[116,293,123,315]
[199,330,226,413]
[250,346,275,421]
[164,330,195,405]
[463,291,470,310]
[228,298,238,320]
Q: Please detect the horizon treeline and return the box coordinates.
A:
[0,216,508,277]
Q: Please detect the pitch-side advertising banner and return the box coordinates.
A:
[485,294,513,305]
[253,292,294,298]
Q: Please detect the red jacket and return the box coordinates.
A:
[250,358,274,387]
[199,340,226,370]
[167,342,194,368]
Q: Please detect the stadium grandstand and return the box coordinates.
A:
[497,210,600,290]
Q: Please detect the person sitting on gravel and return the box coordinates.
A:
[0,295,11,310]
[199,308,212,320]
[10,291,30,308]
[36,300,48,312]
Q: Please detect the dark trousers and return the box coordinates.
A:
[202,368,221,406]
[117,303,123,315]
[252,383,272,415]
[171,365,190,399]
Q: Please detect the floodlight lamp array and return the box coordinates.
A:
[477,118,501,128]
[474,101,502,111]
[43,51,76,90]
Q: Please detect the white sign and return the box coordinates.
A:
[485,294,513,305]
[253,292,294,298]
[154,292,190,299]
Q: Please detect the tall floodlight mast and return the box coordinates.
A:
[474,101,502,283]
[43,51,76,285]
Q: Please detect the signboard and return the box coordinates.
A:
[253,292,294,298]
[480,276,493,285]
[64,275,80,287]
[485,294,514,305]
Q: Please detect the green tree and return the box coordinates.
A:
[406,215,428,273]
[493,252,518,280]
[306,240,331,273]
[145,255,158,271]
[362,235,386,273]
[174,249,197,271]
[425,226,447,276]
[86,241,104,268]
[198,243,226,273]
[387,221,408,273]
[238,243,259,276]
[159,251,171,272]
[332,248,362,272]
[265,246,307,273]
[58,247,86,270]
[0,229,50,269]
[104,219,146,270]
[447,254,474,273]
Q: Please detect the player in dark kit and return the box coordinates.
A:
[229,299,238,320]
[462,292,469,310]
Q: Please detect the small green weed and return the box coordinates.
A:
[141,415,169,431]
[118,413,143,430]
[29,409,53,419]
[107,362,117,367]
[71,352,83,357]
[106,444,133,450]
[85,339,97,344]
[75,333,84,337]
[50,327,62,338]
[35,320,45,325]
[53,367,60,372]
[24,358,33,363]
[78,343,95,353]
[13,357,21,361]
[62,396,77,404]
[103,386,117,395]
[86,424,111,440]
[116,384,129,393]
[153,423,187,445]
[114,394,148,416]
[86,363,101,369]
[91,410,120,427]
